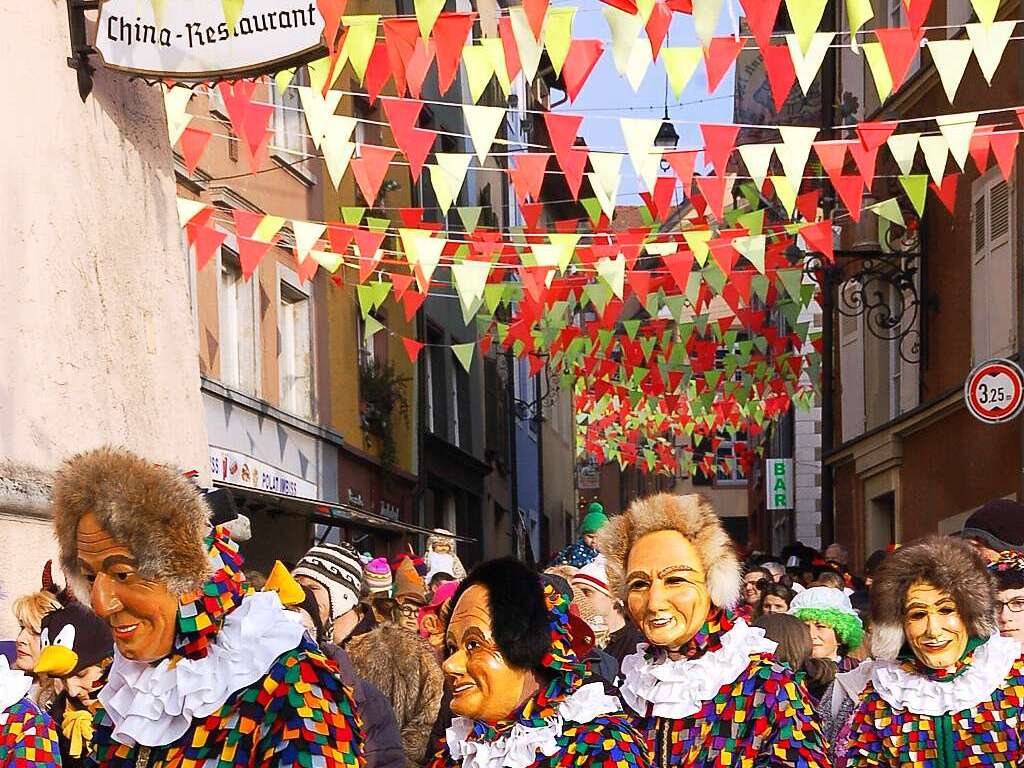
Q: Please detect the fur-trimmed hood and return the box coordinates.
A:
[52,446,213,601]
[870,536,997,660]
[346,624,444,766]
[596,493,741,610]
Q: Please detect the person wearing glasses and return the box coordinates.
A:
[988,551,1024,647]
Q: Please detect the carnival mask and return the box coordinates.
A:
[903,581,968,670]
[625,530,711,652]
[443,585,533,723]
[76,512,180,662]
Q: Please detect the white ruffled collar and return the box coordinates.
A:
[445,682,621,768]
[0,657,32,714]
[870,634,1020,716]
[619,618,777,719]
[98,591,305,747]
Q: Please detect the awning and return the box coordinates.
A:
[213,480,476,542]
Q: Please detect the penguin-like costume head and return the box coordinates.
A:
[34,603,113,678]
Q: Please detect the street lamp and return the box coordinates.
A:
[655,106,679,172]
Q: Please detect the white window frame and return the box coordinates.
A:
[971,167,1016,362]
[713,429,747,487]
[217,242,261,396]
[278,264,314,418]
[269,70,314,184]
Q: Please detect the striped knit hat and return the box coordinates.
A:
[293,542,363,621]
[571,555,611,598]
[364,557,393,595]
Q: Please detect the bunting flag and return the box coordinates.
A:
[927,39,972,103]
[662,46,703,98]
[965,21,1015,84]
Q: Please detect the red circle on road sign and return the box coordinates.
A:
[964,359,1024,424]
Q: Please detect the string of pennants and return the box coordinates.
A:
[163,0,1017,475]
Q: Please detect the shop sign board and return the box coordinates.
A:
[95,0,325,80]
[766,458,793,510]
[209,446,318,499]
[964,358,1024,424]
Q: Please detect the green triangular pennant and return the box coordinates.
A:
[452,342,476,372]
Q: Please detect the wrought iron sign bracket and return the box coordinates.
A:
[66,0,99,101]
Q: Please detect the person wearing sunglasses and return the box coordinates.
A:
[988,551,1024,647]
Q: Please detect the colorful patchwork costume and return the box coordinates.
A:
[427,583,652,768]
[0,656,61,767]
[847,636,1024,766]
[618,609,831,768]
[88,532,365,767]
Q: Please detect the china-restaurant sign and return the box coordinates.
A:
[95,0,326,80]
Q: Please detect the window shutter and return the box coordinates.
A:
[988,179,1015,356]
[971,176,990,362]
[839,280,866,441]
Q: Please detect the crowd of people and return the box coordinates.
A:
[2,447,1024,767]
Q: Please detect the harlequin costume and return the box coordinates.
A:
[427,561,652,768]
[0,656,61,767]
[598,494,830,768]
[847,536,1024,767]
[50,447,365,768]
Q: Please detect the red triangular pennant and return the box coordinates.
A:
[193,225,227,272]
[390,272,415,301]
[327,222,355,256]
[524,0,548,40]
[402,128,437,182]
[664,149,698,191]
[405,39,435,100]
[762,44,796,112]
[561,147,589,200]
[355,229,387,283]
[364,42,393,105]
[969,125,996,174]
[663,250,694,293]
[180,126,212,176]
[739,0,781,52]
[800,220,834,261]
[509,153,551,204]
[317,0,349,52]
[232,209,264,239]
[834,175,865,222]
[497,16,524,82]
[382,19,420,96]
[403,289,427,320]
[929,173,958,211]
[562,40,604,103]
[544,112,583,156]
[990,132,1019,182]
[849,142,879,189]
[796,189,820,222]
[433,13,475,95]
[875,27,924,92]
[402,337,425,362]
[856,120,898,152]
[700,124,740,175]
[695,174,728,220]
[645,1,673,60]
[297,252,320,284]
[903,0,932,33]
[351,145,397,205]
[627,270,652,303]
[238,237,272,280]
[703,36,746,94]
[520,202,545,230]
[813,141,850,186]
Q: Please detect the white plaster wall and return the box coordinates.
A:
[0,1,209,638]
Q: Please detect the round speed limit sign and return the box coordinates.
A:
[964,358,1024,424]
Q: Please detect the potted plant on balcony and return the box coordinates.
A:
[358,357,411,471]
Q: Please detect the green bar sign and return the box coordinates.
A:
[766,459,793,510]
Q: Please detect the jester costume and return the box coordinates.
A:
[90,532,365,767]
[846,536,1024,767]
[618,609,830,768]
[427,581,652,768]
[847,636,1024,767]
[0,657,61,767]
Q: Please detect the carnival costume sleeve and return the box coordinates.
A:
[1,699,63,768]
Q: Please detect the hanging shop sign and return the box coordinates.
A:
[209,446,319,499]
[765,458,794,510]
[94,0,326,80]
[964,358,1024,424]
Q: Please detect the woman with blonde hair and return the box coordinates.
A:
[12,590,63,705]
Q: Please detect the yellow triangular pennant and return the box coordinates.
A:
[661,47,703,98]
[543,7,577,78]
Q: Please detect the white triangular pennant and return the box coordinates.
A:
[918,134,950,183]
[886,133,920,176]
[966,21,1015,85]
[786,33,834,96]
[777,126,818,192]
[292,220,327,264]
[936,112,979,171]
[463,104,506,163]
[925,39,972,103]
[298,87,344,149]
[737,143,776,189]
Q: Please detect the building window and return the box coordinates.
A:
[426,325,447,437]
[279,279,313,418]
[218,249,259,395]
[714,430,747,485]
[270,71,312,180]
[971,168,1015,362]
[357,312,388,367]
